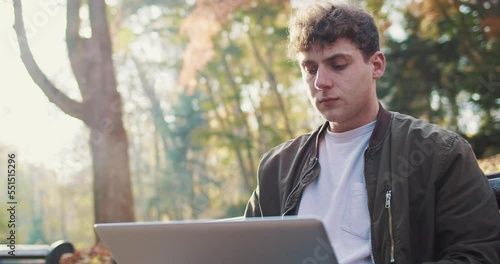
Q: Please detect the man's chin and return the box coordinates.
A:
[321,112,342,123]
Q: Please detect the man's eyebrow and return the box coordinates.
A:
[300,53,354,66]
[300,59,315,66]
[324,53,353,63]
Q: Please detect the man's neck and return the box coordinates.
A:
[328,101,379,133]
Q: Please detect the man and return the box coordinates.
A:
[244,1,500,263]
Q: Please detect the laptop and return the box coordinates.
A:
[94,216,338,264]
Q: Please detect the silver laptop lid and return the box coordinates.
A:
[94,216,338,264]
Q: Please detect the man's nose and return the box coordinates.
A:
[314,66,333,90]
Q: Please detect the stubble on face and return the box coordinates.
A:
[298,39,382,132]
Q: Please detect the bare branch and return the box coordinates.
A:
[66,0,88,91]
[13,0,85,120]
[88,0,118,95]
[89,0,113,54]
[66,0,81,48]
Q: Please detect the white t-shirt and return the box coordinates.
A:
[298,121,376,264]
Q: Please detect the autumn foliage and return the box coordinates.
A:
[60,244,114,264]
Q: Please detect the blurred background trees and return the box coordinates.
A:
[3,0,498,247]
[379,0,500,157]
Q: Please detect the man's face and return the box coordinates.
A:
[298,38,385,132]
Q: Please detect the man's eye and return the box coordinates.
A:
[332,64,347,70]
[304,67,317,75]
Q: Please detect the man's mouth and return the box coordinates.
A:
[319,97,339,103]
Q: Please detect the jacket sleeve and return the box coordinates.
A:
[424,136,500,264]
[244,186,262,217]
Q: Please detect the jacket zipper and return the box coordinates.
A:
[385,190,395,263]
[282,157,318,216]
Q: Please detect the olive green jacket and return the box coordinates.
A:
[245,105,500,264]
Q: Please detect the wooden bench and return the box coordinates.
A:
[0,240,74,264]
[487,172,500,209]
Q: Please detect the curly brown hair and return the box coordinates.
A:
[288,1,380,62]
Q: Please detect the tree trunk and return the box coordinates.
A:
[13,0,135,229]
[91,114,134,223]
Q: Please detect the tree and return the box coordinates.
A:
[379,0,500,157]
[115,0,313,218]
[107,1,221,220]
[13,0,135,226]
[133,58,208,219]
[192,0,314,201]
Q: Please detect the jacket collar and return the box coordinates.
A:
[369,103,392,147]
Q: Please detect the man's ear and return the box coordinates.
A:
[371,51,386,80]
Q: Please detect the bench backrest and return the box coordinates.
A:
[487,172,500,209]
[0,240,74,264]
